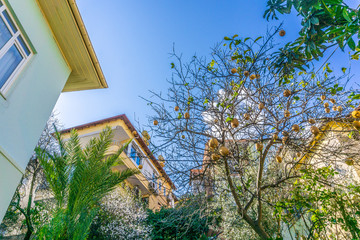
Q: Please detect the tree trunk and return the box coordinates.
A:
[223,158,271,239]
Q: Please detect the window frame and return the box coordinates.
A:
[0,1,32,96]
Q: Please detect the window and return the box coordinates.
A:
[129,144,142,165]
[159,182,162,192]
[163,187,166,196]
[0,1,31,94]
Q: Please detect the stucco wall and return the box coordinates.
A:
[0,0,71,221]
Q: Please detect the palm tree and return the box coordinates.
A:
[34,126,137,240]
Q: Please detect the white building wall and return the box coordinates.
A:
[0,0,70,221]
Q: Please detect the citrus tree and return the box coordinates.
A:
[145,28,360,239]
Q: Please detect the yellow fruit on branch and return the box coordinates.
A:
[243,113,250,120]
[283,89,291,97]
[330,98,336,104]
[308,119,316,125]
[296,152,301,158]
[332,106,337,111]
[211,153,221,161]
[284,110,290,118]
[250,74,256,80]
[132,131,138,137]
[138,164,143,169]
[182,135,185,139]
[256,74,260,79]
[321,95,326,101]
[209,138,219,148]
[153,120,158,126]
[219,146,230,156]
[174,106,180,111]
[273,133,278,140]
[276,156,282,163]
[231,118,239,128]
[244,71,250,77]
[258,103,265,110]
[184,112,190,119]
[310,126,320,135]
[231,68,237,74]
[160,162,165,167]
[255,143,263,151]
[292,124,300,132]
[324,102,329,108]
[337,106,343,112]
[353,120,360,129]
[142,130,150,140]
[279,29,286,36]
[352,110,360,118]
[325,107,330,113]
[282,137,288,145]
[158,155,164,161]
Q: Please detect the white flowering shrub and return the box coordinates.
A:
[89,186,151,240]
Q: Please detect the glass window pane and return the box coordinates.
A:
[17,35,30,56]
[3,10,16,33]
[0,15,11,48]
[0,44,23,88]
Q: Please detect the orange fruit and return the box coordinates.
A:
[323,102,329,108]
[284,110,290,118]
[182,135,185,139]
[231,118,239,128]
[211,153,221,161]
[279,29,286,36]
[351,110,360,118]
[311,126,320,135]
[308,119,316,125]
[219,146,230,156]
[273,133,278,140]
[209,138,219,148]
[250,74,256,80]
[321,95,326,101]
[139,165,143,169]
[184,112,190,119]
[256,143,263,151]
[258,103,265,110]
[353,120,360,129]
[243,113,250,120]
[330,98,336,104]
[174,106,180,111]
[231,68,237,74]
[132,131,138,137]
[292,124,300,132]
[325,107,330,113]
[153,120,158,126]
[244,71,250,77]
[283,89,291,97]
[276,156,282,163]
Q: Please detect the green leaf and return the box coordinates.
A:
[311,17,319,25]
[348,37,356,51]
[224,36,231,40]
[341,67,346,73]
[254,36,263,43]
[170,63,175,69]
[343,8,352,22]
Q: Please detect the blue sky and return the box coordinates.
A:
[54,1,358,128]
